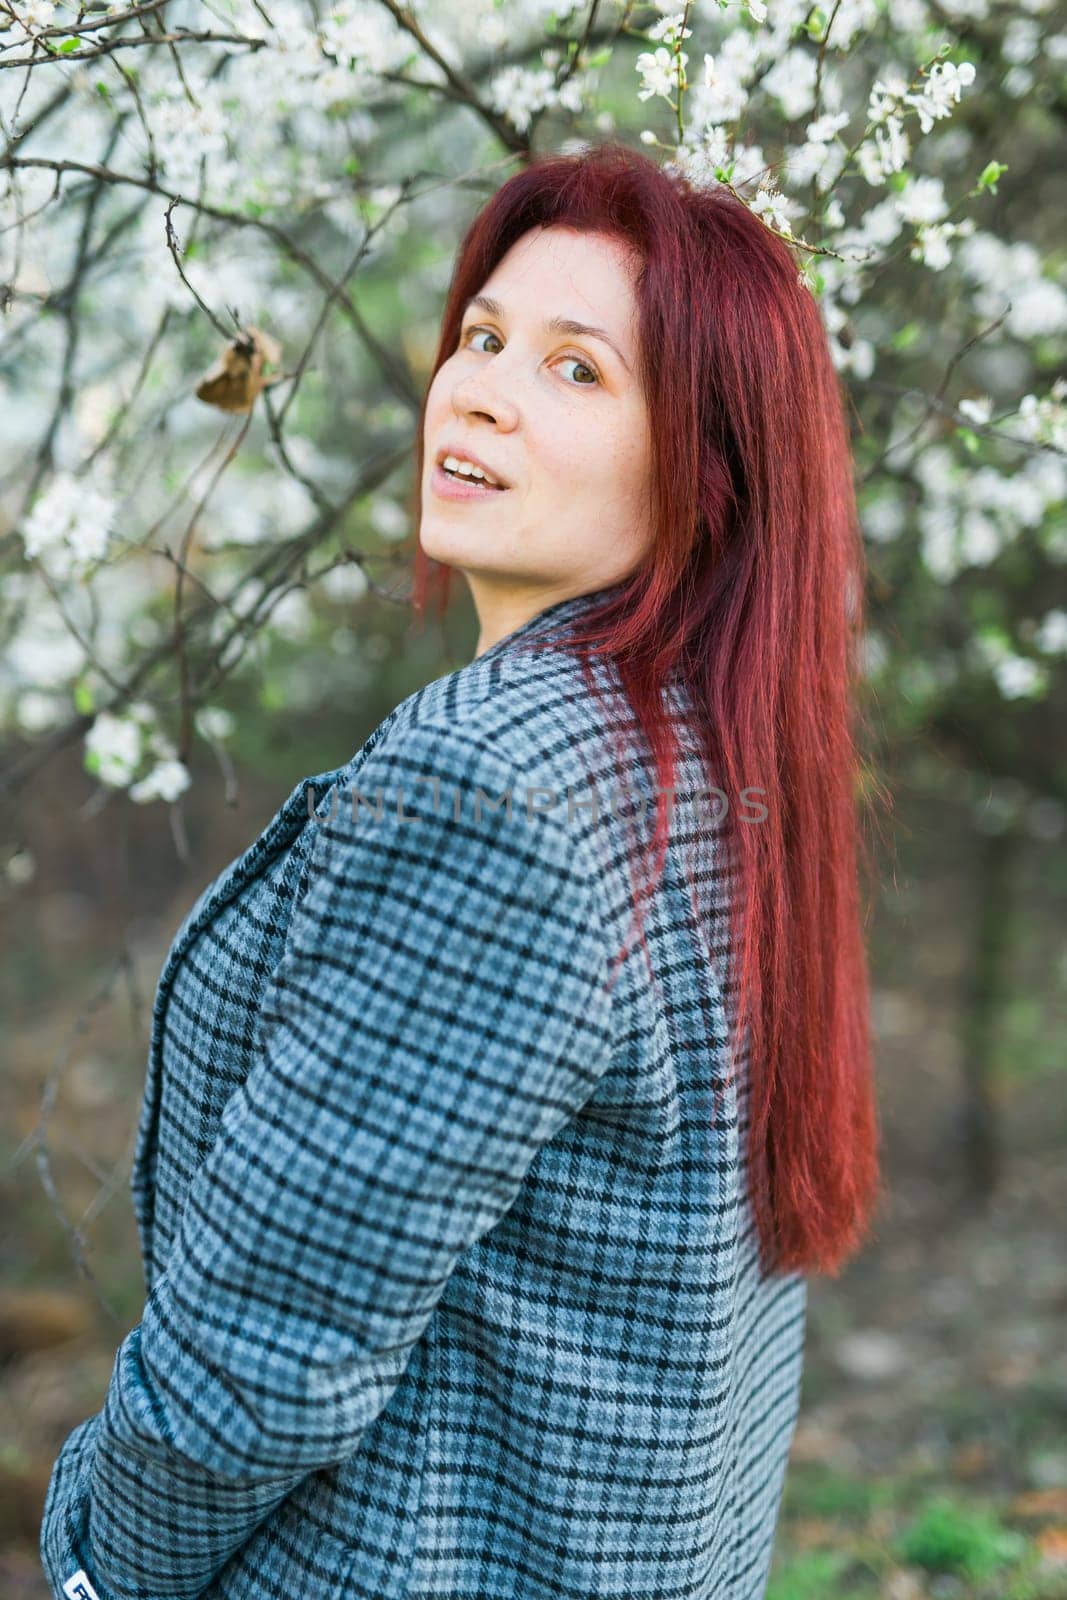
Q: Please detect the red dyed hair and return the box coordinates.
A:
[406,141,887,1279]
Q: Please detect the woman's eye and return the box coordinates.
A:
[460,327,600,388]
[463,327,502,354]
[557,356,601,388]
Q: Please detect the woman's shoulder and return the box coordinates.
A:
[373,642,610,784]
[342,645,627,872]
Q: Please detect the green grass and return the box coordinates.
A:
[766,1547,860,1600]
[895,1496,1029,1581]
[767,1466,1056,1600]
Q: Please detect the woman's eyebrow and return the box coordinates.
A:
[463,294,632,374]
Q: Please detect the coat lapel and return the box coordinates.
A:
[148,769,338,1029]
[134,704,408,1275]
[150,701,407,1037]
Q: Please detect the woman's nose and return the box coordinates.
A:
[451,369,520,430]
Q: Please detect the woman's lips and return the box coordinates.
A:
[431,462,510,501]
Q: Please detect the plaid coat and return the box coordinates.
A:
[41,583,807,1600]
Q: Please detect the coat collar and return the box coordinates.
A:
[474,579,628,664]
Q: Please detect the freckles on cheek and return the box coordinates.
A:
[550,432,601,480]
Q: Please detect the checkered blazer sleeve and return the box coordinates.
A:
[41,716,615,1600]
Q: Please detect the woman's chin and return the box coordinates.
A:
[419,522,509,570]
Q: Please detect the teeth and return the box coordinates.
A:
[441,453,500,487]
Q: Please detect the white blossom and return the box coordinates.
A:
[1003,17,1041,63]
[968,465,1045,527]
[85,713,144,788]
[904,60,976,134]
[919,499,962,581]
[842,195,905,257]
[731,143,769,187]
[1005,278,1067,340]
[368,496,409,540]
[488,66,565,132]
[693,53,749,124]
[20,473,116,579]
[1014,384,1067,451]
[832,333,875,379]
[761,49,818,120]
[269,590,315,640]
[128,759,191,804]
[8,617,85,688]
[647,13,692,46]
[958,395,993,424]
[319,1,415,74]
[988,651,1046,698]
[914,444,957,497]
[998,659,1045,697]
[5,846,37,885]
[1034,609,1067,654]
[868,67,910,124]
[320,563,370,602]
[667,127,732,188]
[255,0,320,53]
[856,115,910,184]
[636,47,684,104]
[959,508,1002,564]
[1022,450,1067,508]
[911,222,953,271]
[16,692,66,733]
[956,233,1067,339]
[785,136,847,190]
[895,174,949,225]
[887,0,932,30]
[11,1,56,37]
[750,186,794,235]
[692,32,760,127]
[862,489,907,543]
[807,111,851,143]
[814,0,880,48]
[195,706,236,741]
[880,114,911,173]
[146,92,231,187]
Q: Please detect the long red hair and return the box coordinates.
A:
[407,141,887,1279]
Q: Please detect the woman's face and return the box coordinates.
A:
[419,224,654,648]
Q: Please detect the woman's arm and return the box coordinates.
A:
[40,716,614,1600]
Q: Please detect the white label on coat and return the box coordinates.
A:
[63,1572,101,1600]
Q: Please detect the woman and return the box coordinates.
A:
[41,142,883,1600]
